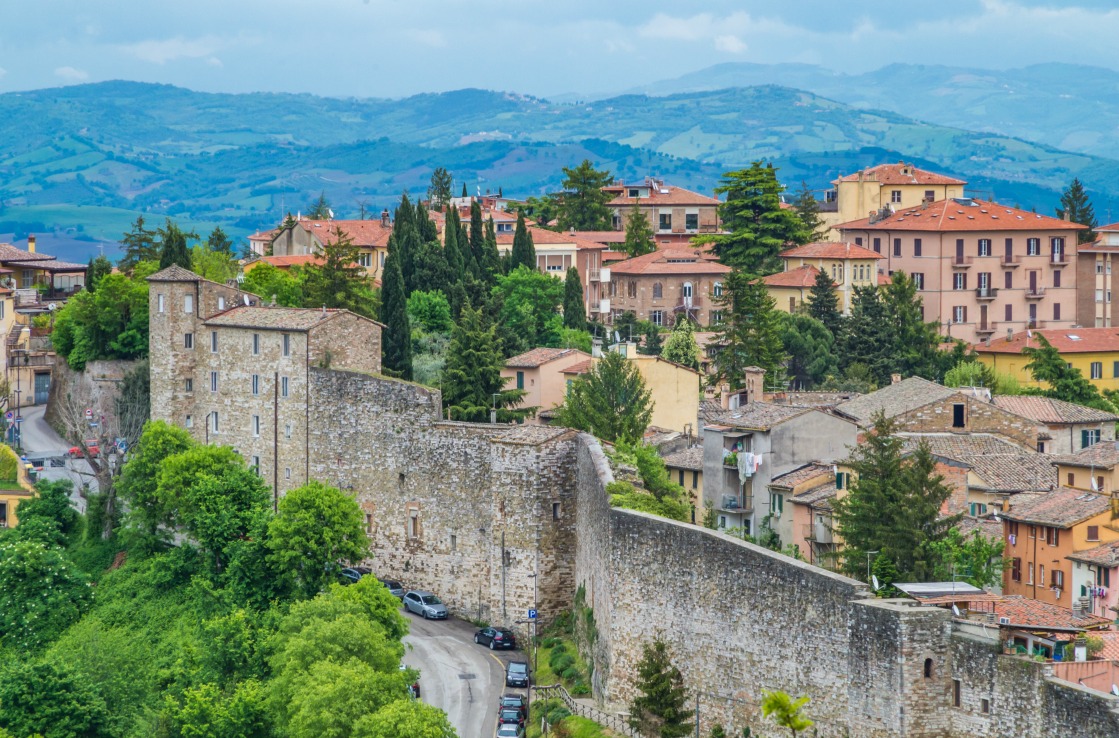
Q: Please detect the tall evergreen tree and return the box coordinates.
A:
[1057,177,1098,243]
[699,162,810,275]
[442,303,529,422]
[883,270,942,380]
[442,206,466,277]
[780,313,837,390]
[622,203,656,257]
[710,273,787,390]
[482,217,501,279]
[380,246,412,380]
[119,215,158,269]
[661,318,701,371]
[841,284,895,386]
[628,638,691,738]
[461,182,468,198]
[557,159,614,231]
[553,350,653,444]
[1023,334,1115,411]
[412,237,452,292]
[805,267,844,340]
[469,199,485,278]
[392,193,419,293]
[427,167,453,210]
[85,255,113,292]
[415,202,439,243]
[790,181,828,242]
[510,212,536,271]
[157,219,194,271]
[206,226,234,256]
[300,227,378,318]
[562,266,586,330]
[307,191,332,219]
[639,324,663,356]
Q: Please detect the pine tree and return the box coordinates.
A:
[661,318,701,370]
[563,266,586,330]
[1057,177,1097,243]
[841,284,894,386]
[469,199,485,278]
[1023,334,1115,411]
[622,203,656,257]
[883,270,941,380]
[699,162,810,275]
[119,215,158,269]
[553,350,653,444]
[628,638,691,738]
[442,303,530,422]
[790,181,828,242]
[205,226,233,256]
[710,273,788,390]
[380,246,412,380]
[639,324,663,356]
[780,313,837,390]
[157,219,194,271]
[307,191,332,219]
[85,256,112,292]
[428,167,453,210]
[558,159,614,231]
[510,212,536,271]
[805,267,844,340]
[301,227,378,319]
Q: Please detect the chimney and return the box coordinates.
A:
[270,294,277,307]
[743,366,767,404]
[380,209,390,227]
[27,234,35,254]
[891,373,902,385]
[719,383,732,410]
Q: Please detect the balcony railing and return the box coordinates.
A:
[802,522,834,543]
[675,296,702,311]
[587,268,611,282]
[1001,255,1021,267]
[1050,253,1070,266]
[8,354,53,368]
[718,494,753,513]
[1025,287,1046,300]
[952,256,973,268]
[592,299,610,313]
[975,287,998,301]
[976,322,997,335]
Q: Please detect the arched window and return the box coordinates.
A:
[652,282,663,299]
[682,282,693,298]
[923,658,934,679]
[713,282,723,297]
[628,281,637,298]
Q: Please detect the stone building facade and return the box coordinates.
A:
[607,249,731,327]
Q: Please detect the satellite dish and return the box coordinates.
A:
[613,331,620,344]
[1112,684,1119,697]
[952,604,962,617]
[243,295,250,306]
[47,302,57,312]
[871,575,880,591]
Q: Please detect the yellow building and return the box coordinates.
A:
[662,446,703,510]
[973,328,1119,392]
[0,443,34,528]
[820,162,967,238]
[764,242,885,314]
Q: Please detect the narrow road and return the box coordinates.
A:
[17,404,95,510]
[403,613,524,738]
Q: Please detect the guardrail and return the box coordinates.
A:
[533,684,640,737]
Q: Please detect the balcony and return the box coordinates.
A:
[1025,287,1046,300]
[8,353,53,369]
[592,299,610,313]
[718,494,753,514]
[1001,255,1021,268]
[1027,320,1048,330]
[975,287,998,301]
[1050,253,1070,266]
[976,322,998,336]
[675,296,702,311]
[952,256,973,268]
[587,267,611,282]
[802,522,834,543]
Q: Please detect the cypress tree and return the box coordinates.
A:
[381,247,412,380]
[442,303,530,422]
[415,202,439,243]
[510,212,536,271]
[443,206,466,277]
[562,266,586,330]
[805,267,844,340]
[157,219,193,271]
[482,217,501,279]
[469,199,485,278]
[394,193,417,292]
[461,182,468,198]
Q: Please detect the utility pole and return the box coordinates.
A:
[867,550,880,584]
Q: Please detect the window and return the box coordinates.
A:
[914,238,922,257]
[709,310,722,325]
[210,371,218,393]
[516,371,524,390]
[1008,521,1019,537]
[185,415,193,428]
[1087,525,1100,541]
[1051,569,1064,589]
[252,333,260,355]
[218,296,225,310]
[1082,429,1101,448]
[627,281,637,298]
[891,190,902,203]
[678,470,685,486]
[1039,565,1045,586]
[912,273,924,290]
[713,282,723,297]
[1091,362,1103,380]
[1011,558,1022,582]
[1068,472,1076,486]
[252,374,260,396]
[969,502,988,517]
[408,510,420,539]
[285,422,293,440]
[183,294,193,313]
[952,680,961,708]
[924,190,935,201]
[923,658,934,678]
[980,699,990,715]
[250,455,260,474]
[658,213,671,230]
[685,213,698,230]
[286,467,292,480]
[553,502,562,520]
[953,306,967,324]
[952,403,965,428]
[1045,527,1060,547]
[1053,270,1062,288]
[184,378,193,393]
[682,282,693,299]
[893,238,901,257]
[652,283,663,299]
[1053,303,1061,321]
[1098,475,1105,491]
[628,188,639,198]
[211,412,220,433]
[873,237,881,253]
[158,294,165,313]
[835,472,848,490]
[1098,260,1105,274]
[978,239,991,257]
[1027,562,1034,584]
[210,331,218,353]
[953,273,967,290]
[692,471,699,489]
[282,333,291,357]
[1027,238,1040,256]
[252,415,260,437]
[1005,271,1013,289]
[184,333,193,349]
[1114,361,1119,378]
[770,492,784,516]
[854,237,863,246]
[281,376,289,398]
[1099,568,1112,588]
[1051,237,1066,257]
[358,252,372,268]
[650,310,664,327]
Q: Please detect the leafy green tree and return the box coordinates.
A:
[789,181,828,242]
[118,420,196,536]
[780,313,837,390]
[661,318,701,370]
[710,273,787,390]
[182,467,272,573]
[119,215,158,270]
[407,290,453,334]
[1023,334,1115,411]
[639,323,663,356]
[698,162,809,275]
[7,479,79,547]
[266,481,369,600]
[926,528,1006,590]
[805,267,843,340]
[943,360,999,390]
[841,284,894,386]
[381,243,413,380]
[523,194,560,229]
[242,262,303,307]
[190,244,238,283]
[282,659,408,738]
[301,227,378,319]
[831,412,960,582]
[86,255,112,292]
[1057,177,1097,243]
[628,637,691,738]
[307,191,332,219]
[51,272,150,370]
[164,680,270,738]
[563,266,586,330]
[761,691,814,738]
[428,167,453,210]
[622,203,656,257]
[158,219,195,271]
[0,539,91,650]
[206,226,234,256]
[493,265,565,356]
[510,211,536,272]
[558,159,614,231]
[353,700,457,738]
[442,304,530,422]
[557,327,592,353]
[883,271,941,380]
[0,658,110,738]
[554,350,653,444]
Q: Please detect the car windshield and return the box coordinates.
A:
[508,663,527,674]
[421,595,442,605]
[501,710,519,719]
[383,581,401,588]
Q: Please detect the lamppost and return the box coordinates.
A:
[867,550,880,584]
[12,326,29,449]
[527,571,538,729]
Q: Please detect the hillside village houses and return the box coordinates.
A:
[973,327,1119,394]
[762,240,885,314]
[819,161,967,238]
[604,176,721,242]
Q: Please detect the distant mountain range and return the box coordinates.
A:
[1,75,1118,262]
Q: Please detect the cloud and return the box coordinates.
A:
[0,68,6,80]
[715,35,747,54]
[54,66,89,82]
[406,29,447,48]
[118,36,222,64]
[638,11,751,54]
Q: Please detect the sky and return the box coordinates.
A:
[1,1,1118,99]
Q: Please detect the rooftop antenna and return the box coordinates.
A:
[871,575,880,591]
[952,604,962,617]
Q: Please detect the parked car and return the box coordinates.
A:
[69,441,99,458]
[495,723,524,738]
[402,590,448,619]
[505,661,530,688]
[338,566,372,584]
[498,694,527,719]
[378,578,405,598]
[498,707,525,729]
[474,627,516,650]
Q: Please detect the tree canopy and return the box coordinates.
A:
[622,203,656,257]
[557,160,614,231]
[1057,177,1097,243]
[553,350,653,444]
[709,272,787,391]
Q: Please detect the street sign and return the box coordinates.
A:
[4,411,11,420]
[85,408,93,419]
[14,416,22,423]
[527,609,538,620]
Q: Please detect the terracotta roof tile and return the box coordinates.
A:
[609,249,731,276]
[252,254,324,269]
[147,264,203,282]
[790,481,838,508]
[293,219,394,249]
[835,377,958,424]
[832,163,966,186]
[1095,631,1119,660]
[974,328,1119,355]
[561,359,593,375]
[495,226,607,251]
[505,347,588,369]
[957,516,1004,544]
[661,446,704,472]
[703,402,816,431]
[837,198,1084,233]
[1051,440,1119,469]
[204,305,382,332]
[990,395,1118,424]
[780,241,884,261]
[761,265,828,288]
[606,184,719,207]
[770,462,834,489]
[1067,540,1119,568]
[0,243,55,263]
[985,595,1112,631]
[1001,487,1111,527]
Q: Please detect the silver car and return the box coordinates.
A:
[402,590,448,619]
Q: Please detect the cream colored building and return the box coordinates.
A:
[821,162,966,238]
[268,215,393,282]
[502,347,592,422]
[764,241,885,313]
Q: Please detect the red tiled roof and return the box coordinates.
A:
[780,241,884,261]
[832,163,966,186]
[609,249,731,276]
[606,185,719,207]
[561,359,593,375]
[251,254,324,269]
[1096,222,1119,232]
[505,347,588,369]
[1067,540,1119,568]
[1096,631,1119,660]
[1001,487,1111,528]
[877,273,892,286]
[761,265,828,288]
[495,226,607,251]
[249,228,279,241]
[837,199,1085,233]
[294,219,393,248]
[985,595,1112,631]
[571,231,627,244]
[990,395,1118,424]
[973,328,1119,355]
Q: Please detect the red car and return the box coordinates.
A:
[69,441,99,458]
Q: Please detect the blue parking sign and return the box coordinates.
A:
[528,609,538,620]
